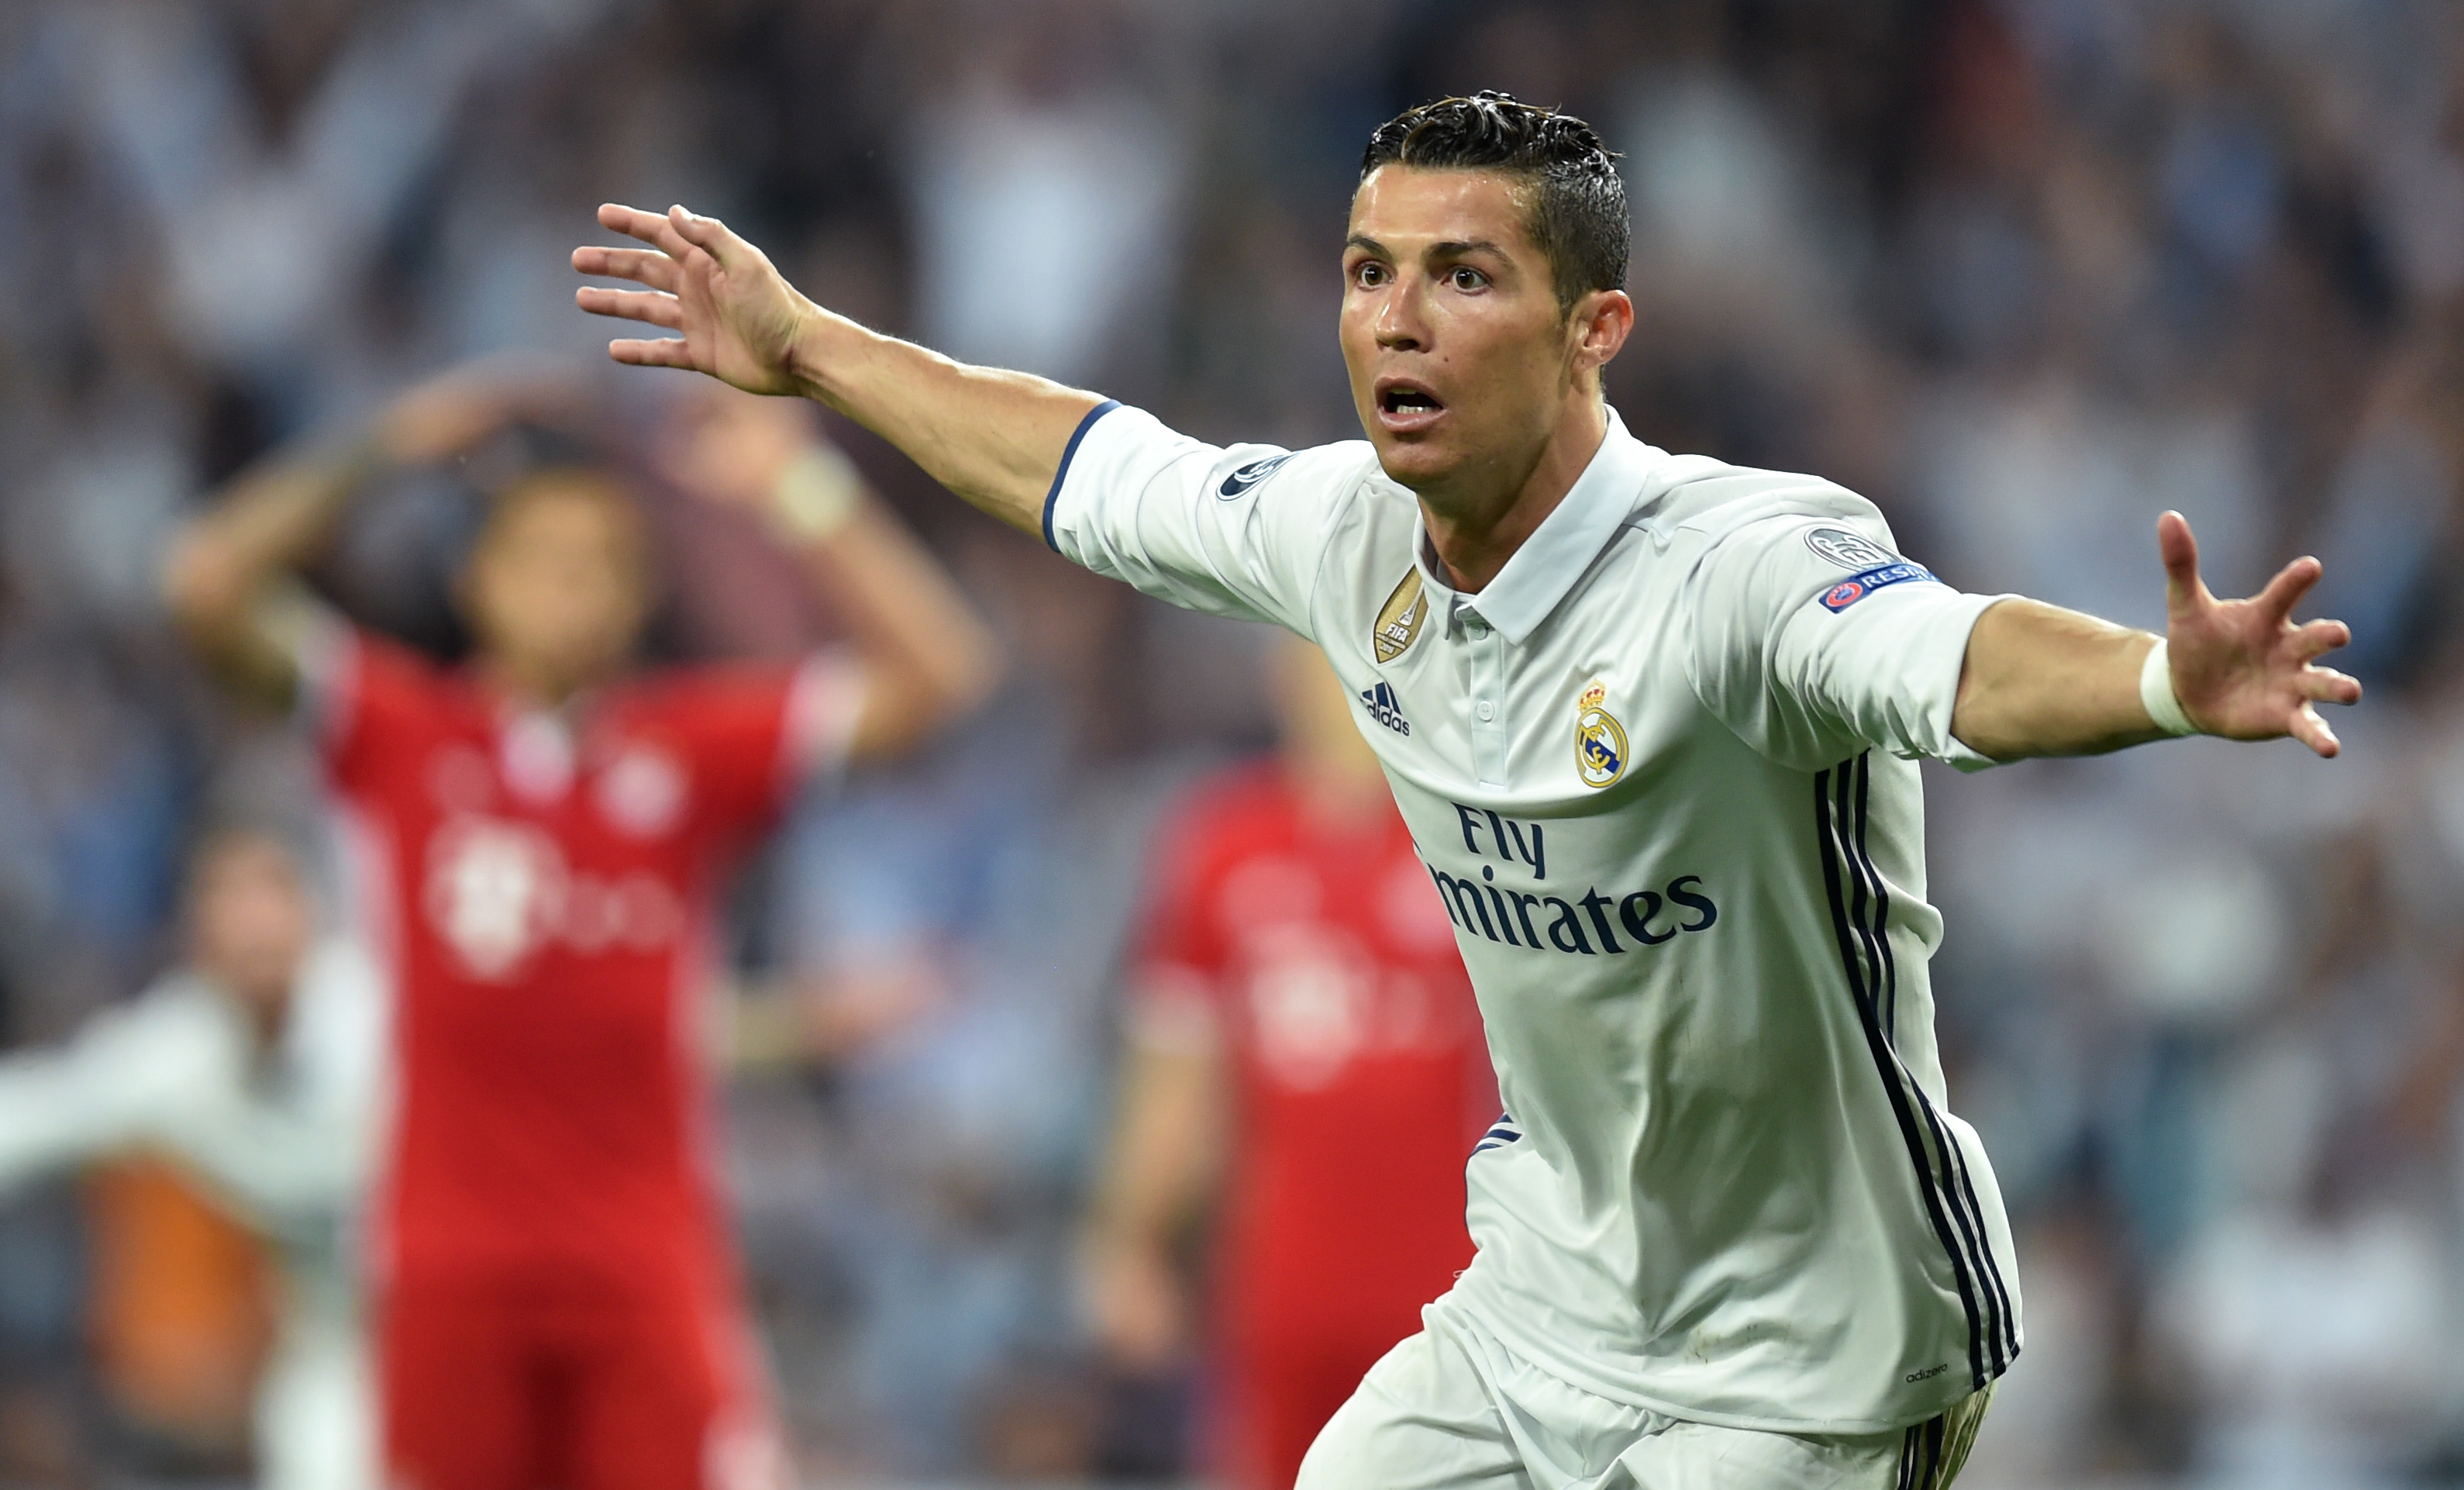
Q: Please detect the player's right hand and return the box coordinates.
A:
[1083,1240,1191,1371]
[574,205,811,397]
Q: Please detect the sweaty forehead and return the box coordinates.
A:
[1349,166,1541,256]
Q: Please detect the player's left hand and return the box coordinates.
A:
[2159,510,2362,757]
[651,384,816,509]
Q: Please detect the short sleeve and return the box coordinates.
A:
[315,625,450,800]
[1683,511,2009,772]
[643,651,863,848]
[1044,402,1356,641]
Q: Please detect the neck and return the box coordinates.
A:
[210,974,291,1050]
[1419,396,1608,594]
[243,995,287,1050]
[481,654,591,712]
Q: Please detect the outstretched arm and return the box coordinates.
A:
[1951,511,2362,761]
[574,204,1103,535]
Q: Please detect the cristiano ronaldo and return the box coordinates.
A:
[576,91,2357,1490]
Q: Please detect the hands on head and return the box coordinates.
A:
[375,354,592,465]
[2159,510,2362,757]
[573,205,813,397]
[375,326,836,514]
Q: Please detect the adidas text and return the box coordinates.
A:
[1360,681,1411,736]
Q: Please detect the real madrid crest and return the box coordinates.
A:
[1575,681,1628,788]
[1373,569,1428,664]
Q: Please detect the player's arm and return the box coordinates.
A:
[160,440,370,712]
[576,205,1102,536]
[654,389,999,761]
[1950,511,2361,761]
[160,361,577,711]
[0,1005,179,1194]
[1081,1006,1225,1371]
[806,495,1001,761]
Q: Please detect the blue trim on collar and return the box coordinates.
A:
[1042,400,1122,552]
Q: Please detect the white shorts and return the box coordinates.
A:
[1294,1303,1991,1490]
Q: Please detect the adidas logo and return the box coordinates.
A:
[1360,680,1411,736]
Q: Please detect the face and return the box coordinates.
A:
[188,835,314,1018]
[1340,167,1626,507]
[462,477,651,696]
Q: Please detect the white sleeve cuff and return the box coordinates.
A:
[782,648,871,795]
[1041,399,1124,555]
[281,602,356,745]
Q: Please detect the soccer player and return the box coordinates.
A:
[161,365,998,1490]
[574,90,2359,1490]
[0,826,381,1490]
[1086,633,1492,1488]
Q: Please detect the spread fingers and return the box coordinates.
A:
[572,246,681,292]
[574,286,683,330]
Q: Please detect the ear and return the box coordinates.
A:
[1567,288,1634,380]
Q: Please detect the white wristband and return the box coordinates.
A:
[2138,637,2197,737]
[769,445,863,543]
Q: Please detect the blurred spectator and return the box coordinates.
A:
[904,2,1190,386]
[0,825,381,1490]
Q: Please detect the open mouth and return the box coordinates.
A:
[1375,379,1446,429]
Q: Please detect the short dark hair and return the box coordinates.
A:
[1360,91,1628,313]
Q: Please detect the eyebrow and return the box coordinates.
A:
[1343,235,1511,260]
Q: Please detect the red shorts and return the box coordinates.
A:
[381,1267,779,1490]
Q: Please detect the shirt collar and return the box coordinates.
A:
[1412,406,1656,647]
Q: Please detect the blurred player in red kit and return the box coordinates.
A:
[1086,634,1494,1490]
[163,364,998,1490]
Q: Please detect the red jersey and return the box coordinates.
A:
[319,629,852,1285]
[1134,761,1491,1474]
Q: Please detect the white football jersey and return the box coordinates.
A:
[1049,402,2022,1433]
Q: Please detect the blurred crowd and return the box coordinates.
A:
[4,0,2464,1484]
